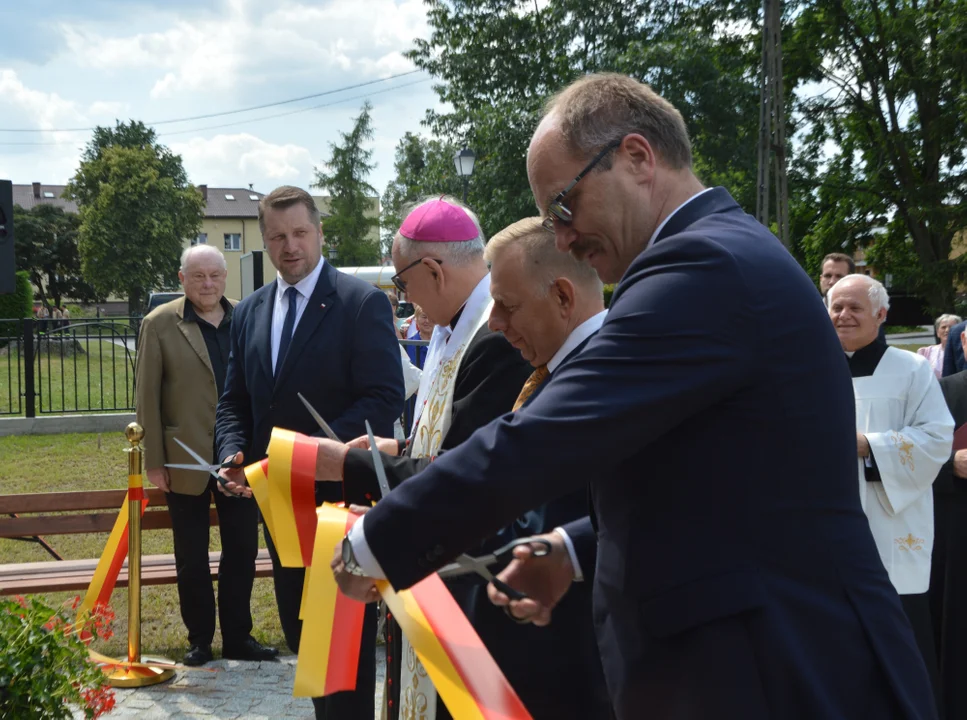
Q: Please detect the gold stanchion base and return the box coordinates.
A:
[105,655,176,688]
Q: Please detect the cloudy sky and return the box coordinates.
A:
[0,0,443,198]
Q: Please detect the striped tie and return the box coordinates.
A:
[512,364,550,412]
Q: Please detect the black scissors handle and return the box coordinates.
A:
[489,576,527,602]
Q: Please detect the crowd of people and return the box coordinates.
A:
[133,72,966,720]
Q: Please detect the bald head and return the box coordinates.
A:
[826,274,890,352]
[179,244,228,313]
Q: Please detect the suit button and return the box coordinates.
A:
[208,430,213,437]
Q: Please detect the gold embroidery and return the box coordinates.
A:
[894,534,924,552]
[890,431,915,471]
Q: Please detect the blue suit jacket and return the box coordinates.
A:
[943,320,967,377]
[358,188,936,719]
[215,260,404,504]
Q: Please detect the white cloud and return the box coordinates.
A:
[0,69,86,135]
[59,0,429,100]
[169,133,315,190]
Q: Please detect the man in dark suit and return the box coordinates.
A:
[942,322,967,376]
[333,74,938,719]
[316,214,609,719]
[932,363,967,718]
[215,185,404,720]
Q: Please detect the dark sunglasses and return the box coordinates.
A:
[392,257,444,293]
[542,138,623,233]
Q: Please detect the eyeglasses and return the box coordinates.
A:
[391,257,444,293]
[542,139,623,233]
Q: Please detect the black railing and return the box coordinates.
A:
[0,317,430,421]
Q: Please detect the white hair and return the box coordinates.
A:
[180,244,227,273]
[826,273,890,316]
[935,314,962,331]
[396,195,486,267]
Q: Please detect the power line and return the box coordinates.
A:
[0,69,425,133]
[0,77,432,146]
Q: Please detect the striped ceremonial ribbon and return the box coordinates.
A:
[75,483,148,640]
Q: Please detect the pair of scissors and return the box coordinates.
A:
[438,537,553,601]
[299,393,393,498]
[164,437,244,496]
[298,392,341,443]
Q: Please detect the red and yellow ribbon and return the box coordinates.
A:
[293,504,366,697]
[76,483,148,638]
[249,428,531,718]
[379,577,531,719]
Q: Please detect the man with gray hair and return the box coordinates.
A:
[136,243,276,667]
[828,273,953,708]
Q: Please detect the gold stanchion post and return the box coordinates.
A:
[106,422,176,688]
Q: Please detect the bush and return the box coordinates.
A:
[603,284,615,308]
[0,270,33,319]
[0,595,116,719]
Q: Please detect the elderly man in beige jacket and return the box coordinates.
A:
[135,244,277,667]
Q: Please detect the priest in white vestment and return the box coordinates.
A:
[827,274,953,709]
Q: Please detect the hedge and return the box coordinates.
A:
[0,271,34,319]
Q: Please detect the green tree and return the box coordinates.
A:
[313,102,381,266]
[390,0,763,236]
[13,204,98,309]
[66,121,203,315]
[785,0,967,310]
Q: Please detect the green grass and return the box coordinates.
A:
[0,334,137,416]
[0,433,287,660]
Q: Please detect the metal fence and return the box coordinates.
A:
[0,317,430,421]
[0,317,141,417]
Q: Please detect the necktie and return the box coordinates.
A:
[513,364,549,411]
[275,286,298,379]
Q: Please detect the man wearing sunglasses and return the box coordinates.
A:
[335,74,938,719]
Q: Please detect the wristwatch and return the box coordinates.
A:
[341,536,367,576]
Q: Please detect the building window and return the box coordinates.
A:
[224,233,241,251]
[249,194,259,201]
[192,233,208,246]
[225,194,235,201]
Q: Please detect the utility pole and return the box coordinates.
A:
[756,0,790,249]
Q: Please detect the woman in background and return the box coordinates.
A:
[920,314,962,378]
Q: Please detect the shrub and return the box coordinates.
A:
[0,595,116,719]
[0,270,33,319]
[603,284,615,307]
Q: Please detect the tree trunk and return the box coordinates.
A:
[128,287,144,317]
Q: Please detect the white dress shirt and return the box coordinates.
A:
[271,258,326,374]
[348,309,608,581]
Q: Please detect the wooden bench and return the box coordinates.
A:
[0,488,272,595]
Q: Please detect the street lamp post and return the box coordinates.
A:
[454,147,476,204]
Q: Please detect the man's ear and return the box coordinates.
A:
[553,277,576,316]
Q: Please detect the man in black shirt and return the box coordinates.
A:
[136,244,277,667]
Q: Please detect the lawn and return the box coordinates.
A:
[0,330,138,416]
[0,432,287,661]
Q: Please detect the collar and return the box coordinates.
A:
[548,310,607,373]
[437,273,491,339]
[644,187,716,252]
[276,256,326,303]
[846,334,889,378]
[184,296,232,324]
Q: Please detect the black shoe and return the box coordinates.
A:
[183,644,213,667]
[222,637,279,661]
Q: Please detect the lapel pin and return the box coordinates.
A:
[320,303,327,309]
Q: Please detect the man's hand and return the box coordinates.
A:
[146,467,171,493]
[331,506,380,603]
[346,434,401,456]
[857,433,872,459]
[486,532,575,627]
[315,439,350,482]
[217,451,251,498]
[954,449,967,479]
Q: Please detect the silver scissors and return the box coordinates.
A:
[437,537,553,601]
[365,420,394,500]
[164,437,244,496]
[298,392,341,442]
